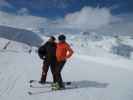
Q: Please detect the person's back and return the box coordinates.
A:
[43,41,56,61]
[38,36,57,84]
[56,41,73,62]
[38,38,56,62]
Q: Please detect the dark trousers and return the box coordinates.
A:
[40,59,56,82]
[55,60,66,87]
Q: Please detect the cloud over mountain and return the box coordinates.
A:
[0,6,132,35]
[54,7,120,30]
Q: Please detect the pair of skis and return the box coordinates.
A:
[28,80,77,95]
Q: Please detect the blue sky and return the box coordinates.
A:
[0,0,133,18]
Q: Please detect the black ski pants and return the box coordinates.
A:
[40,59,56,82]
[55,60,66,87]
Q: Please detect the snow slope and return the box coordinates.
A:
[0,37,31,52]
[0,37,133,100]
[0,25,43,47]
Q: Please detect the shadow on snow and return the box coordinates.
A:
[69,80,109,89]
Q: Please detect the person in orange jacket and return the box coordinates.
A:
[54,34,74,89]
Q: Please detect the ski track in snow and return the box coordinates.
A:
[0,51,33,100]
[0,50,133,100]
[0,52,22,97]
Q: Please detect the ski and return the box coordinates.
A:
[29,80,71,85]
[30,84,51,88]
[28,86,78,95]
[29,80,52,84]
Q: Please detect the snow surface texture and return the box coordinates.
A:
[0,37,133,100]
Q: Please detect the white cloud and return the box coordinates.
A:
[0,11,48,32]
[17,8,30,15]
[55,6,116,30]
[51,6,133,35]
[97,14,133,35]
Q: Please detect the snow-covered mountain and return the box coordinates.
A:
[0,25,43,47]
[53,32,133,59]
[0,24,132,59]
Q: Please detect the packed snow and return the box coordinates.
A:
[0,35,133,100]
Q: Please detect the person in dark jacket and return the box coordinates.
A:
[38,36,57,84]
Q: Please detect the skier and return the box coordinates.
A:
[52,34,74,90]
[38,36,57,84]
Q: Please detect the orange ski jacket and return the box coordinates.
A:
[56,42,74,62]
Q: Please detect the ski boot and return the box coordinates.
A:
[39,80,46,84]
[51,82,60,90]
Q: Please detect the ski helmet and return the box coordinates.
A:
[58,34,66,41]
